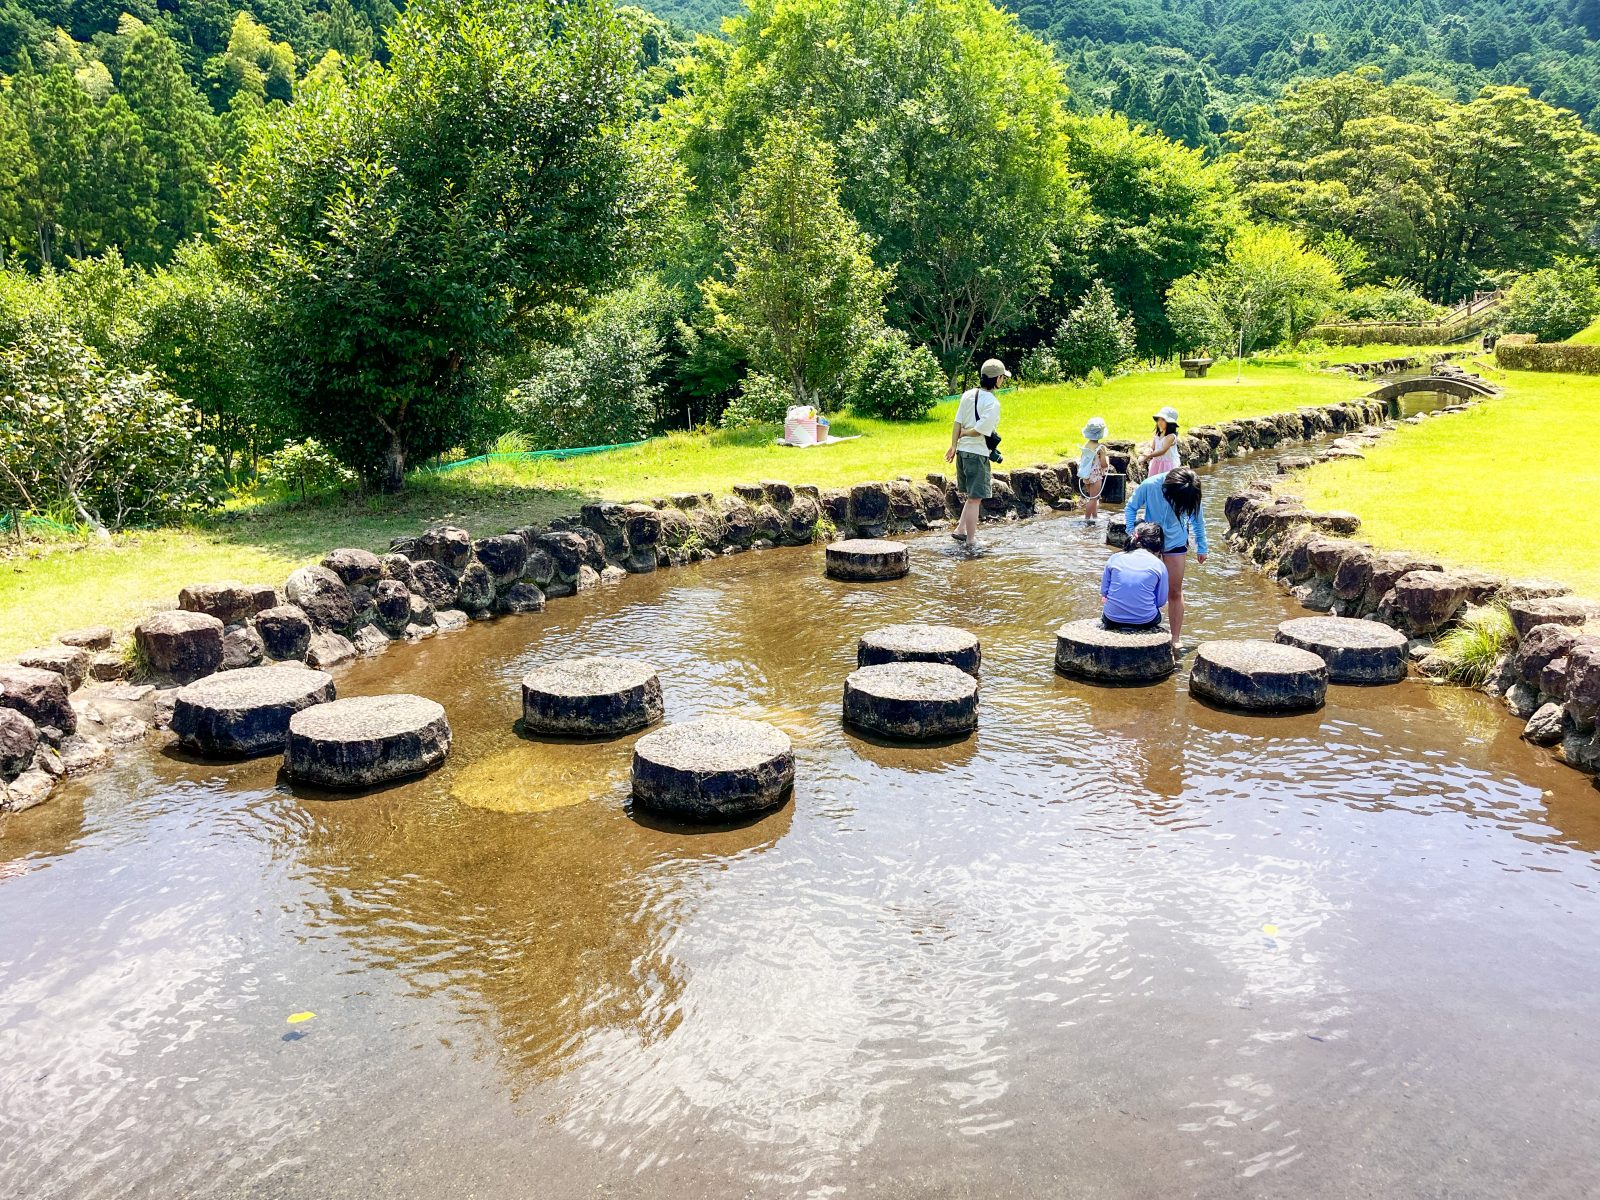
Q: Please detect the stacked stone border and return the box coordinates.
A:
[0,395,1388,816]
[1224,399,1600,787]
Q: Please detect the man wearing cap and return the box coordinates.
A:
[945,358,1007,555]
[1140,407,1181,478]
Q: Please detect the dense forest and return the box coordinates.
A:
[3,0,1600,532]
[643,0,1600,143]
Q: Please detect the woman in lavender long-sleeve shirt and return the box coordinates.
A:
[1124,467,1207,650]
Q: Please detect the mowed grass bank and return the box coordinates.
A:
[0,363,1368,657]
[1295,369,1600,596]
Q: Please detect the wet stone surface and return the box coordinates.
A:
[1054,619,1173,685]
[170,666,336,759]
[285,694,451,791]
[521,656,664,738]
[843,662,979,741]
[857,624,981,676]
[825,539,909,582]
[1191,639,1329,713]
[1274,616,1409,685]
[631,717,795,821]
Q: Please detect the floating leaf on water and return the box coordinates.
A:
[286,1011,316,1024]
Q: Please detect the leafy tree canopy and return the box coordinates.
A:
[1232,68,1600,300]
[666,0,1086,368]
[217,0,674,490]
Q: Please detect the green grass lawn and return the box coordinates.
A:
[0,362,1370,657]
[1294,368,1600,597]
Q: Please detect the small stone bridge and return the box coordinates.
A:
[1366,371,1499,405]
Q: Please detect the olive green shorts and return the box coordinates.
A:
[955,451,993,499]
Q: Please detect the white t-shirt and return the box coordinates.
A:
[956,388,1001,458]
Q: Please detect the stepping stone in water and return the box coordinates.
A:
[857,624,981,676]
[843,662,978,740]
[521,655,663,737]
[1105,516,1127,548]
[170,665,336,758]
[1054,619,1174,685]
[1274,616,1408,685]
[631,717,794,821]
[1190,640,1328,713]
[285,694,451,790]
[825,538,909,582]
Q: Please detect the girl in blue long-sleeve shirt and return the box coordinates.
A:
[1124,467,1207,651]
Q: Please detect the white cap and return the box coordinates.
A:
[1153,406,1179,424]
[981,358,1010,381]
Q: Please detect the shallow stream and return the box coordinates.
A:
[4,450,1600,1199]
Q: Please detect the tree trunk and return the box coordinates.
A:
[381,431,406,493]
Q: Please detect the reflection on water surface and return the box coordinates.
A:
[4,453,1600,1200]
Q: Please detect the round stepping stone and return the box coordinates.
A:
[285,694,451,790]
[521,655,663,737]
[631,717,794,820]
[1190,640,1327,713]
[171,665,336,758]
[825,538,909,581]
[1054,619,1173,685]
[1274,616,1408,685]
[857,624,981,676]
[843,662,978,740]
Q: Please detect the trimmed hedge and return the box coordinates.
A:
[1312,309,1500,347]
[1495,341,1600,373]
[1313,322,1448,346]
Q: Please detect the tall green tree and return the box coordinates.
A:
[701,120,889,406]
[667,0,1084,368]
[1060,112,1241,354]
[117,17,216,259]
[0,82,38,266]
[1166,224,1344,357]
[217,0,672,490]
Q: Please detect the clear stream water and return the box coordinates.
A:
[3,451,1599,1199]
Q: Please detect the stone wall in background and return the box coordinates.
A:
[0,396,1387,815]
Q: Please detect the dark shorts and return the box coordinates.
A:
[955,451,993,500]
[1101,614,1163,632]
[1163,545,1188,556]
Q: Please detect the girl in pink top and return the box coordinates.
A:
[1141,406,1181,478]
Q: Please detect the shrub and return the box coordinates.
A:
[1019,345,1063,383]
[1055,280,1136,379]
[0,329,215,533]
[1494,341,1600,373]
[1500,259,1600,343]
[515,282,667,450]
[257,439,357,501]
[844,328,945,421]
[1340,283,1446,324]
[719,371,792,428]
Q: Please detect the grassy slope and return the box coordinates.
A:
[0,363,1367,657]
[1295,368,1600,596]
[1566,318,1600,345]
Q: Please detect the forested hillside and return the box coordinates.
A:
[644,0,1600,142]
[0,1,400,94]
